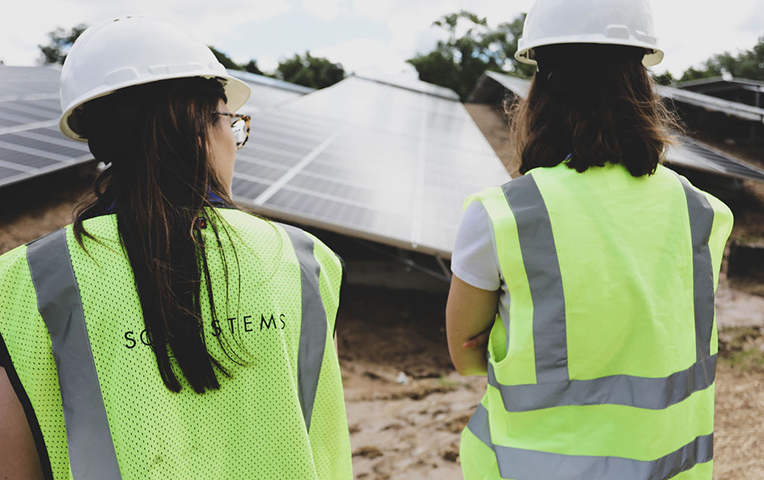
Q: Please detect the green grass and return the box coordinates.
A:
[718,326,764,372]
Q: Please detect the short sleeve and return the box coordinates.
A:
[451,201,502,291]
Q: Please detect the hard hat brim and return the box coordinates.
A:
[515,35,664,68]
[59,73,251,142]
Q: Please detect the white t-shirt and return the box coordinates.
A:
[451,201,501,291]
[451,201,511,340]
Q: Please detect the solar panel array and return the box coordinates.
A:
[0,66,92,189]
[0,66,320,192]
[232,75,510,257]
[478,71,764,183]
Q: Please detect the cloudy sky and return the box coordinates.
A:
[2,0,764,79]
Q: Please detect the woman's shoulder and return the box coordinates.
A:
[213,209,340,266]
[0,242,29,275]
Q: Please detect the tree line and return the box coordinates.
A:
[38,16,764,96]
[38,24,345,91]
[404,11,764,96]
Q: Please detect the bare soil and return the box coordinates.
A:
[464,104,519,178]
[338,286,764,480]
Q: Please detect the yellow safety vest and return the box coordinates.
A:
[0,208,352,479]
[459,163,733,480]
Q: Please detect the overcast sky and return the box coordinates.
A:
[2,0,764,79]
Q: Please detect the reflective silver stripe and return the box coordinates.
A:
[467,404,713,480]
[281,224,328,432]
[487,354,716,412]
[678,177,716,363]
[502,175,569,383]
[465,402,493,447]
[26,229,122,480]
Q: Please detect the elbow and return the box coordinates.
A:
[449,349,488,377]
[457,363,488,377]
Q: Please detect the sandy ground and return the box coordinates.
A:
[1,164,763,479]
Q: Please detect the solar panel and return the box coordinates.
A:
[473,71,764,183]
[677,76,764,102]
[658,85,764,123]
[227,70,314,115]
[231,75,510,258]
[0,66,92,189]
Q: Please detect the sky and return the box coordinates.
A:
[1,0,764,80]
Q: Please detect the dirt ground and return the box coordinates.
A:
[1,162,763,479]
[338,286,764,480]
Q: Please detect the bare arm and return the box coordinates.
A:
[0,367,44,480]
[445,275,500,376]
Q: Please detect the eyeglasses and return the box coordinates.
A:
[217,112,251,149]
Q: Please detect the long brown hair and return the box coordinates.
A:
[73,77,245,393]
[508,44,683,177]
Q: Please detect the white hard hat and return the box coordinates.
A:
[59,16,251,141]
[515,0,664,67]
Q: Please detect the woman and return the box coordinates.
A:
[0,16,352,479]
[446,1,733,479]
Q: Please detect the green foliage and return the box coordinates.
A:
[491,15,537,79]
[680,36,764,82]
[652,71,675,86]
[407,11,534,101]
[274,52,345,89]
[719,327,764,372]
[38,24,88,64]
[204,48,270,77]
[243,60,263,75]
[209,46,241,70]
[34,23,346,89]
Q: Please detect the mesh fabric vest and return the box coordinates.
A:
[459,163,733,480]
[0,208,352,480]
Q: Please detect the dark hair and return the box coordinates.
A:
[508,44,683,177]
[73,77,246,393]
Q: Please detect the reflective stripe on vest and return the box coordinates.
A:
[281,224,328,432]
[502,174,569,383]
[466,171,718,477]
[27,229,121,480]
[27,225,330,477]
[467,403,714,480]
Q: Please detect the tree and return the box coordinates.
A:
[38,24,88,64]
[209,48,265,76]
[490,15,536,79]
[652,71,675,86]
[679,37,764,82]
[274,52,345,89]
[209,46,241,70]
[243,60,263,75]
[407,12,533,101]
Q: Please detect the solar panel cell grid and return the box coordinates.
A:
[0,103,59,121]
[0,145,60,168]
[0,66,94,188]
[0,165,23,179]
[235,159,289,182]
[0,134,86,157]
[231,177,269,200]
[233,75,510,256]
